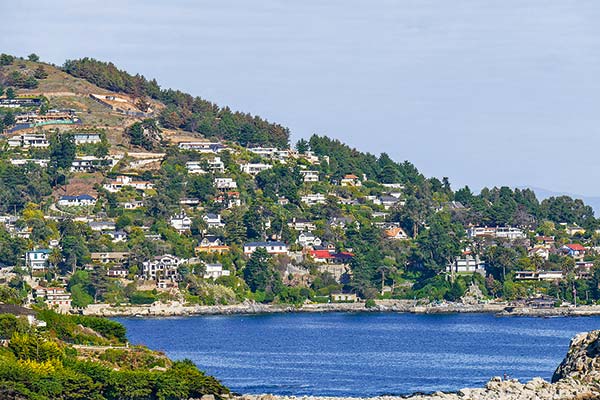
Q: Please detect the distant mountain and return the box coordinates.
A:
[518,186,600,215]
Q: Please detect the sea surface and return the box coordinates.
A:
[116,313,600,397]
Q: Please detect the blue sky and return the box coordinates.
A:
[2,0,600,195]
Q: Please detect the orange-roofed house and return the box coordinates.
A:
[340,174,362,187]
[384,227,409,240]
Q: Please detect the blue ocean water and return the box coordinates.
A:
[116,313,600,397]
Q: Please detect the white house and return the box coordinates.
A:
[119,200,144,209]
[10,159,49,167]
[170,213,192,233]
[178,142,226,153]
[203,263,231,279]
[240,163,272,175]
[301,193,327,206]
[208,157,225,173]
[89,221,116,232]
[467,226,526,240]
[214,177,237,190]
[300,170,319,182]
[26,249,51,272]
[186,161,207,175]
[73,133,101,144]
[243,241,289,256]
[142,254,185,281]
[248,147,290,161]
[57,194,97,207]
[106,230,128,243]
[297,232,322,248]
[71,156,115,172]
[203,213,224,229]
[103,176,154,192]
[446,253,486,274]
[8,134,49,148]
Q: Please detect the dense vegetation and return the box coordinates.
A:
[0,310,229,400]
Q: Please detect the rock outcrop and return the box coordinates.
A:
[238,330,600,400]
[552,330,600,384]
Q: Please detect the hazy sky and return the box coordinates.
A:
[2,0,600,195]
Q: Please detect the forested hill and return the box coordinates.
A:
[1,52,600,308]
[63,57,290,148]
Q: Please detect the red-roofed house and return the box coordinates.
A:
[561,244,587,259]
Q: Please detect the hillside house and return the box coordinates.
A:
[515,271,564,281]
[26,249,51,272]
[301,193,326,206]
[142,254,185,281]
[57,194,97,207]
[308,249,354,264]
[203,263,231,280]
[170,213,192,233]
[103,175,154,192]
[561,244,587,260]
[214,177,237,190]
[446,253,486,274]
[240,163,272,175]
[89,221,116,232]
[244,241,289,256]
[71,156,115,172]
[340,174,361,187]
[565,225,586,236]
[528,246,550,260]
[300,170,319,182]
[203,213,224,229]
[73,133,101,144]
[8,134,49,148]
[288,218,316,232]
[106,230,128,242]
[178,141,226,153]
[195,236,230,254]
[186,161,207,175]
[119,200,144,209]
[384,227,409,240]
[297,232,322,248]
[91,252,129,264]
[107,267,128,278]
[10,159,49,167]
[331,293,357,302]
[466,226,526,240]
[34,287,71,311]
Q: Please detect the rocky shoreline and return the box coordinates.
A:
[80,299,600,318]
[233,330,600,400]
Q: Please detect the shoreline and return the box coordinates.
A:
[79,299,600,318]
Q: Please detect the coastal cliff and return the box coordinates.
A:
[238,330,600,400]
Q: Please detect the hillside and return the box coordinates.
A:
[0,307,229,399]
[1,52,600,316]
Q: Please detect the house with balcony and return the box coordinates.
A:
[142,254,186,281]
[300,170,319,182]
[26,249,51,272]
[240,163,272,175]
